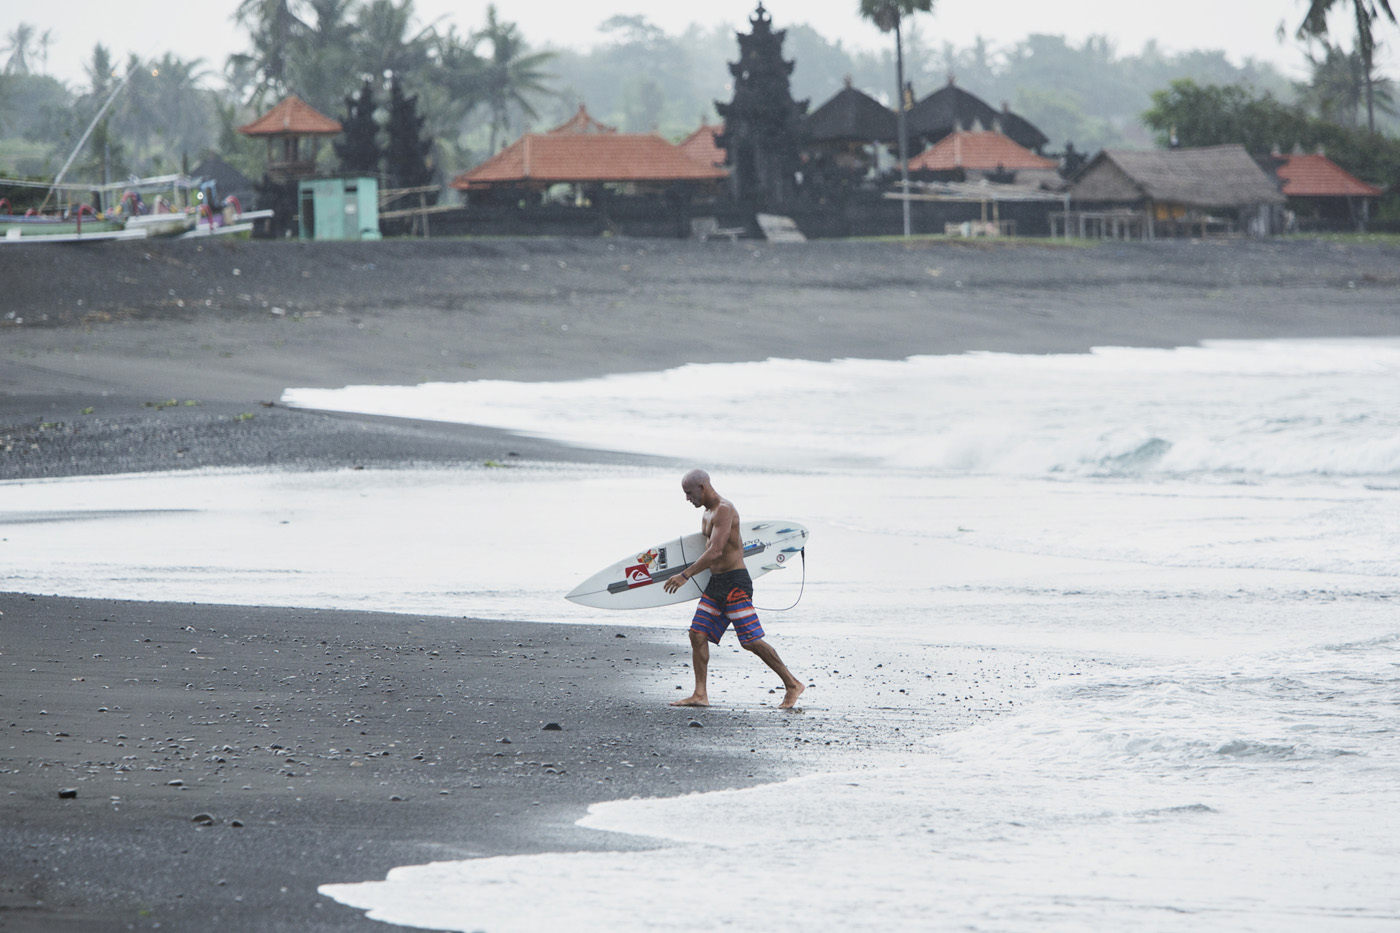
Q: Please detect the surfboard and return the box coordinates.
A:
[564,520,808,610]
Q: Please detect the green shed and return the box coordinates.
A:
[297,176,382,240]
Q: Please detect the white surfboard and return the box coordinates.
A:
[564,520,808,610]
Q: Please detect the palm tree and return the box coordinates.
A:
[355,0,436,81]
[294,0,359,113]
[858,0,935,237]
[230,0,307,107]
[121,52,217,173]
[475,5,555,153]
[1298,0,1398,132]
[38,29,53,76]
[3,23,36,75]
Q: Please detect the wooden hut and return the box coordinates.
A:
[1064,145,1284,239]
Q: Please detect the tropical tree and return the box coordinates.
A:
[293,0,359,114]
[1300,40,1398,127]
[118,53,218,172]
[229,0,306,107]
[3,23,36,75]
[476,4,555,152]
[353,0,436,87]
[1298,0,1398,132]
[69,44,129,188]
[858,0,935,237]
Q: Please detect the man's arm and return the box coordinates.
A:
[664,503,735,593]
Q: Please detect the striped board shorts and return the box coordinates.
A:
[690,568,765,645]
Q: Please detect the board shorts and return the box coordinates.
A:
[690,568,765,645]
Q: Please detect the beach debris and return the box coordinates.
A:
[192,813,216,826]
[542,722,563,731]
[58,788,78,799]
[498,737,511,744]
[389,795,404,802]
[167,779,184,787]
[688,720,704,728]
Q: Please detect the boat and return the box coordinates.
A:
[0,174,272,244]
[0,208,144,243]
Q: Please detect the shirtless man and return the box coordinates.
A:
[663,469,805,709]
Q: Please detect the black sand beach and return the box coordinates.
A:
[3,235,1399,931]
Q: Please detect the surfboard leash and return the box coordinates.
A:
[756,547,805,612]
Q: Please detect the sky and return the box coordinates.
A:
[6,0,1400,90]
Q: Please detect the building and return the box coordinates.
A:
[800,79,898,185]
[677,122,728,171]
[449,105,726,202]
[1269,150,1385,232]
[905,80,1048,154]
[237,95,342,183]
[906,126,1059,186]
[1064,145,1285,238]
[714,3,808,210]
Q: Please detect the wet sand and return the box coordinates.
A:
[2,235,1398,930]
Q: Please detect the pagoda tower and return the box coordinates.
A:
[715,4,808,209]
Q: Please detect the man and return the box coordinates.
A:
[663,469,805,709]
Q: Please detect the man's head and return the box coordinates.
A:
[681,468,710,508]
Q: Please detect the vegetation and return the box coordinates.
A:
[1297,0,1397,132]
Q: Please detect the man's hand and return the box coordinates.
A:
[664,573,689,594]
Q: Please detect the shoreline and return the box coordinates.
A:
[3,236,1398,929]
[0,592,1028,931]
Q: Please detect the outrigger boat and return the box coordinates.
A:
[0,174,270,244]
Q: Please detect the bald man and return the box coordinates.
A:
[664,469,805,709]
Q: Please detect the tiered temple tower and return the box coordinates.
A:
[715,4,808,210]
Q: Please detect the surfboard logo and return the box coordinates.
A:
[623,549,661,588]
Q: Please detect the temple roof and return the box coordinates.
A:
[548,105,617,135]
[906,81,1048,152]
[238,95,342,136]
[803,83,898,143]
[907,129,1057,172]
[1272,152,1383,197]
[677,123,728,170]
[450,132,727,189]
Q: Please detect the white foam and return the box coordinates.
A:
[283,339,1400,479]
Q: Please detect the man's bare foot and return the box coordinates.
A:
[779,682,805,709]
[670,694,709,707]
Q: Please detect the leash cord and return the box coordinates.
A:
[756,548,805,612]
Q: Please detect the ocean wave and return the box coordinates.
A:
[285,339,1400,482]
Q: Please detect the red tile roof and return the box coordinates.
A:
[238,95,342,136]
[451,133,728,188]
[677,123,727,170]
[1274,153,1383,197]
[549,105,617,134]
[907,129,1056,172]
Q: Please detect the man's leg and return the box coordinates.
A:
[670,627,711,707]
[742,638,805,709]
